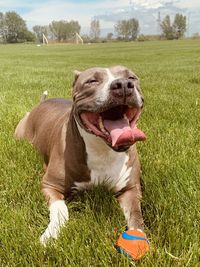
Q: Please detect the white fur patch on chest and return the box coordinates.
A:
[74,124,132,192]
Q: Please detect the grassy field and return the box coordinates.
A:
[0,40,199,266]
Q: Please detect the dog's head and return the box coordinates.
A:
[72,66,146,152]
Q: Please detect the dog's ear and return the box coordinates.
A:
[73,70,81,86]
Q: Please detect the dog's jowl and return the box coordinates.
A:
[15,65,149,259]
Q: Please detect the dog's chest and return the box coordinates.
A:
[74,129,132,192]
[88,150,131,190]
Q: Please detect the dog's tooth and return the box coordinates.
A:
[99,116,107,134]
[99,116,103,127]
[123,114,129,122]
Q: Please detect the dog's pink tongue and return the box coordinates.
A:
[104,118,146,147]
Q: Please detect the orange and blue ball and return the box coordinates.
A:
[116,229,150,260]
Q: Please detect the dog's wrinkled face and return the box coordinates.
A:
[73,65,146,152]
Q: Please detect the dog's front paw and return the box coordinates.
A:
[40,221,59,245]
[40,200,69,245]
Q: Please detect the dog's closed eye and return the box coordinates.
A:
[128,76,137,80]
[86,79,99,84]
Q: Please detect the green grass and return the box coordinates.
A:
[0,40,199,266]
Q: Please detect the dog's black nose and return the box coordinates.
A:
[110,78,134,98]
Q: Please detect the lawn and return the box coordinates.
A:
[0,40,199,266]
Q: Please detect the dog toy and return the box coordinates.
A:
[116,229,150,260]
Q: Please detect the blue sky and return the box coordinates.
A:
[0,0,199,36]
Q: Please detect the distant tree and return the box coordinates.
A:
[114,18,139,41]
[3,11,28,43]
[49,20,65,41]
[107,32,113,40]
[0,12,3,23]
[0,11,34,43]
[0,12,4,41]
[81,34,90,43]
[23,30,35,42]
[161,13,186,40]
[173,13,186,39]
[49,20,81,41]
[0,12,3,30]
[129,18,139,40]
[33,25,49,42]
[90,19,101,40]
[115,20,128,40]
[160,15,174,40]
[66,20,81,39]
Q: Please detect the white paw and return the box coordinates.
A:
[40,200,69,245]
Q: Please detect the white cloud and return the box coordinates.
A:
[177,0,200,8]
[129,0,165,9]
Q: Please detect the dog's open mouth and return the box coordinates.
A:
[80,105,146,150]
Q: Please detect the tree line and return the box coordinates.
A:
[0,11,187,44]
[0,11,35,43]
[33,20,81,42]
[160,14,186,39]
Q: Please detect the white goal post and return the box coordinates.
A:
[42,33,48,45]
[75,32,83,44]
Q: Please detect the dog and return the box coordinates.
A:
[15,65,147,248]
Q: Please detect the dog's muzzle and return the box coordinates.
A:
[76,77,146,152]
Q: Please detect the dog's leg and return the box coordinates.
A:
[117,184,150,259]
[40,187,69,245]
[14,112,30,140]
[117,184,144,231]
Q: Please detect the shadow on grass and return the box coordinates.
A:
[69,185,121,220]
